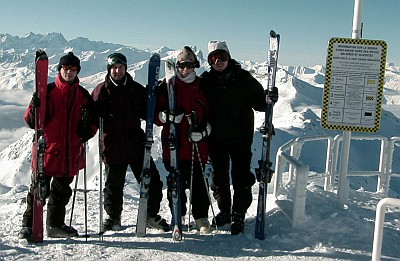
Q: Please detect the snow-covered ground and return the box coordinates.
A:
[1,172,398,261]
[0,33,399,260]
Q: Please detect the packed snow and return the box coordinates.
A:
[0,33,399,260]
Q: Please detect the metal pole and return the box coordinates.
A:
[83,142,88,242]
[352,0,364,39]
[337,0,363,209]
[372,198,400,261]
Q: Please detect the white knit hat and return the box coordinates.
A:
[176,46,200,68]
[207,41,231,59]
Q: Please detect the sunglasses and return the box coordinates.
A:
[208,52,229,64]
[61,65,78,71]
[177,61,195,69]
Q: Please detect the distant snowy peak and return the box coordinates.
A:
[153,46,174,54]
[0,32,66,50]
[38,32,68,45]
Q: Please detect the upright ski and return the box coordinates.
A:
[136,53,161,236]
[98,117,104,240]
[32,50,49,243]
[165,59,182,241]
[255,30,280,240]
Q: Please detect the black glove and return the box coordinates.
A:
[77,126,92,143]
[265,87,279,103]
[30,92,41,108]
[77,105,93,143]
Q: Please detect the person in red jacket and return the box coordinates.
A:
[18,52,97,242]
[155,46,212,233]
[92,53,169,232]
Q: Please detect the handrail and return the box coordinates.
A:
[371,197,400,261]
[272,135,400,228]
[331,135,388,193]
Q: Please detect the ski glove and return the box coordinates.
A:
[260,123,276,136]
[77,109,93,143]
[265,87,279,103]
[159,110,184,124]
[189,123,211,143]
[30,92,41,108]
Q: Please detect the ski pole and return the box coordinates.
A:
[69,171,79,234]
[83,142,88,241]
[68,143,84,237]
[195,143,217,231]
[187,142,195,232]
[187,112,198,232]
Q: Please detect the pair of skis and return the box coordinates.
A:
[255,30,280,240]
[165,59,183,241]
[136,54,161,236]
[136,56,182,241]
[31,50,49,243]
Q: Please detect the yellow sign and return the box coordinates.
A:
[321,38,387,132]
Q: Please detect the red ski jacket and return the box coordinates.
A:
[24,74,97,177]
[155,76,211,164]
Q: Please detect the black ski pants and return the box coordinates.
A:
[22,175,74,228]
[104,157,163,219]
[166,160,210,220]
[209,140,256,215]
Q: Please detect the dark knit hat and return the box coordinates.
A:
[57,52,81,73]
[107,53,127,72]
[176,46,200,68]
[207,41,231,60]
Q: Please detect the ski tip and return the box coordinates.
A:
[269,30,280,39]
[35,49,48,61]
[150,53,161,60]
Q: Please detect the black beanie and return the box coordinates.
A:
[107,53,127,72]
[57,52,81,73]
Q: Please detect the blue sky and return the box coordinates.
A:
[1,0,399,67]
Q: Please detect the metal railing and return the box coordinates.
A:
[273,134,400,227]
[273,136,331,227]
[371,197,400,261]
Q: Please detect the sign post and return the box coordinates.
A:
[321,0,387,209]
